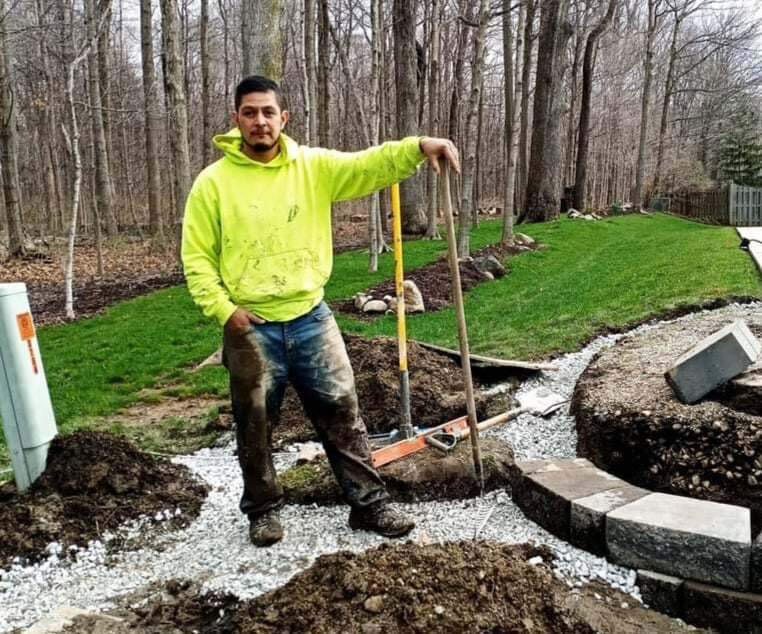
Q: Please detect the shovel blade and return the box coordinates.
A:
[516,387,568,417]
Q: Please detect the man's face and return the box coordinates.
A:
[233,90,289,153]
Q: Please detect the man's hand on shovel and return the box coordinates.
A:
[419,137,461,175]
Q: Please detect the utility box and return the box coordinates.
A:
[0,283,57,492]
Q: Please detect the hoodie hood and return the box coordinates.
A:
[213,128,299,167]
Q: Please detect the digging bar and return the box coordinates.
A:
[390,183,415,440]
[439,162,484,491]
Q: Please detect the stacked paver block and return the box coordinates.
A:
[570,485,649,555]
[665,319,761,404]
[508,458,647,552]
[606,492,751,590]
[636,569,683,618]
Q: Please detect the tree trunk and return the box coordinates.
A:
[96,0,113,193]
[525,0,572,222]
[456,0,489,256]
[200,0,211,165]
[502,0,520,244]
[393,0,426,234]
[517,0,535,214]
[632,0,661,209]
[302,0,317,145]
[425,0,441,240]
[369,0,383,270]
[241,0,283,79]
[160,0,192,252]
[140,0,164,238]
[652,12,680,197]
[573,0,617,212]
[317,0,330,146]
[85,0,117,237]
[0,0,23,256]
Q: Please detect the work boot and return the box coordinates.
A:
[249,510,283,547]
[348,501,415,538]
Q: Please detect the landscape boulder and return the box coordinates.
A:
[403,280,425,313]
[473,254,506,279]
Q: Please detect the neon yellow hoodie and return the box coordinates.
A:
[181,130,425,325]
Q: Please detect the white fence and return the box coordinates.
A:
[729,184,762,226]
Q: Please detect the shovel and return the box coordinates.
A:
[425,386,568,450]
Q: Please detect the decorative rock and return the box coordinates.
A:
[606,492,751,590]
[354,293,372,311]
[682,579,762,633]
[403,280,425,313]
[25,607,123,633]
[570,484,649,555]
[636,569,683,617]
[481,271,494,280]
[363,595,384,614]
[664,319,761,404]
[513,232,535,246]
[362,300,388,313]
[472,254,506,278]
[295,442,325,465]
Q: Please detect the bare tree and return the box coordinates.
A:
[317,0,330,145]
[501,0,519,244]
[517,0,536,213]
[456,0,489,256]
[574,0,618,212]
[525,0,573,221]
[160,0,192,248]
[0,0,23,256]
[393,0,426,234]
[84,0,116,237]
[200,0,211,166]
[632,0,665,209]
[424,0,442,240]
[242,0,283,79]
[304,0,317,145]
[140,0,164,238]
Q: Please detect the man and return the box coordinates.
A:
[182,75,460,547]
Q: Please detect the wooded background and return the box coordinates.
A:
[1,0,761,263]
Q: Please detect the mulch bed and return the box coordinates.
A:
[281,437,515,505]
[79,542,699,633]
[26,272,185,326]
[333,242,534,318]
[261,334,515,448]
[0,431,208,569]
[572,308,762,526]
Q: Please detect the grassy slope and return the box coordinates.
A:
[30,213,762,435]
[336,214,762,358]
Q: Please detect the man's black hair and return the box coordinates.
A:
[234,75,285,111]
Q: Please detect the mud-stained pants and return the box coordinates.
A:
[222,301,389,520]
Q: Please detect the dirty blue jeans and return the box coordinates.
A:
[222,301,389,520]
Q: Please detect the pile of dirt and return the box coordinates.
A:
[334,242,534,318]
[0,431,208,568]
[281,437,514,505]
[81,542,698,633]
[271,334,514,447]
[573,309,762,523]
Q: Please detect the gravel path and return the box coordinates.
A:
[2,301,758,631]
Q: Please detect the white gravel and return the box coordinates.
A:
[2,301,758,631]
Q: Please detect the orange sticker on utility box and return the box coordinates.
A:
[17,313,35,341]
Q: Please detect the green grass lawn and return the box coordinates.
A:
[4,212,759,468]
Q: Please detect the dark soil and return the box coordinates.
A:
[75,542,699,633]
[573,309,762,526]
[269,334,515,447]
[334,242,534,318]
[0,431,208,569]
[26,272,185,326]
[281,437,515,505]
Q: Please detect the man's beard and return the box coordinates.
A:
[244,135,278,154]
